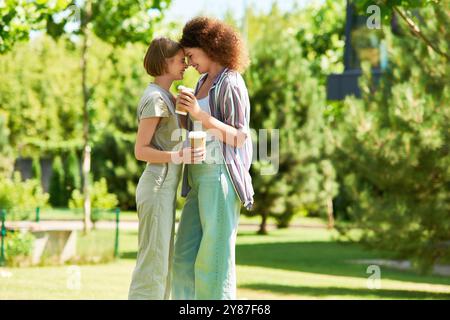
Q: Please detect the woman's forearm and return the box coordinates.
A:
[196,110,247,148]
[135,145,178,163]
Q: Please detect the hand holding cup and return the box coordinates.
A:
[177,146,206,164]
[176,85,195,115]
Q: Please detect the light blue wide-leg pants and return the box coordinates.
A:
[172,162,240,300]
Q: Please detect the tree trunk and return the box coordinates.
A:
[81,1,92,234]
[326,197,335,230]
[82,144,92,233]
[258,213,268,235]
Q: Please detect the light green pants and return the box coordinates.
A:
[128,162,181,300]
[172,160,241,300]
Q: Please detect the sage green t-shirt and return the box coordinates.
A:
[137,84,182,152]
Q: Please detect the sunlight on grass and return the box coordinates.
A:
[1,226,449,299]
[237,266,450,300]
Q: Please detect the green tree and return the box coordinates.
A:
[294,0,346,83]
[0,172,48,216]
[0,0,71,53]
[0,32,166,211]
[49,155,64,207]
[53,0,171,233]
[0,0,173,232]
[354,0,449,60]
[89,40,155,210]
[244,6,338,234]
[332,3,449,273]
[0,35,83,157]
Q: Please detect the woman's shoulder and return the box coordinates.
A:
[219,69,246,93]
[137,84,170,118]
[141,84,165,100]
[140,84,174,108]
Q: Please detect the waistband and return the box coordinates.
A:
[187,162,225,173]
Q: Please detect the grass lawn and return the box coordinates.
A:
[1,226,450,299]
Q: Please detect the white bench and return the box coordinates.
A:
[6,222,77,265]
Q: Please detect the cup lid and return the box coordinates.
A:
[178,85,194,93]
[188,131,207,139]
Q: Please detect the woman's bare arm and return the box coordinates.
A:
[195,112,247,148]
[135,118,206,164]
[178,92,248,148]
[134,118,179,163]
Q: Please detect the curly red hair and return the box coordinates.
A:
[180,17,250,73]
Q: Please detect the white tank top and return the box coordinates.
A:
[197,95,210,114]
[193,95,222,163]
[194,96,213,141]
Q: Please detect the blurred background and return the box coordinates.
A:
[0,0,449,299]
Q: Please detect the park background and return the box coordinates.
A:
[0,0,449,299]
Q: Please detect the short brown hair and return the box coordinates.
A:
[180,17,249,73]
[144,37,182,77]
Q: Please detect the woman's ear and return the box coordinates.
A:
[163,58,172,74]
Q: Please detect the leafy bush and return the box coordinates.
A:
[0,172,49,219]
[5,231,35,267]
[243,5,338,233]
[332,4,450,273]
[91,130,141,210]
[69,178,119,225]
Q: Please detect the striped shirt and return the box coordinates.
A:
[181,68,254,210]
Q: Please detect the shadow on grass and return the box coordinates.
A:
[236,241,450,286]
[119,236,450,287]
[240,283,450,299]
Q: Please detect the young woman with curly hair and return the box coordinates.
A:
[172,17,254,300]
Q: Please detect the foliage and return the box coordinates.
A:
[0,36,83,157]
[69,178,119,212]
[0,0,172,53]
[353,0,440,20]
[294,0,346,82]
[332,4,449,273]
[243,5,338,233]
[0,0,71,53]
[44,0,171,45]
[354,0,449,60]
[0,172,48,218]
[1,1,173,230]
[0,34,153,210]
[5,231,35,267]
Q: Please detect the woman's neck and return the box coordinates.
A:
[154,76,173,92]
[206,63,225,81]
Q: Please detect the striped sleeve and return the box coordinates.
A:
[220,76,247,133]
